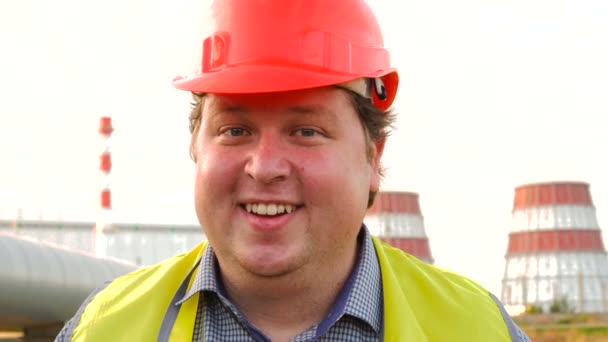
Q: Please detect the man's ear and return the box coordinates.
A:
[369,138,386,192]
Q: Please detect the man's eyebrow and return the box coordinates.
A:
[288,105,340,127]
[286,104,327,114]
[209,102,338,119]
[216,104,250,113]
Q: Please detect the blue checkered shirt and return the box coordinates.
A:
[177,228,383,341]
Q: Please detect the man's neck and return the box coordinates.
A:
[218,242,359,341]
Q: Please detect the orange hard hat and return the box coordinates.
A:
[172,0,399,110]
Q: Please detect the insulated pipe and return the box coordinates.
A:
[0,233,136,330]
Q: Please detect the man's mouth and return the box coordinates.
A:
[242,203,298,216]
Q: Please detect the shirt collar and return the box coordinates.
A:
[176,241,222,304]
[177,226,383,334]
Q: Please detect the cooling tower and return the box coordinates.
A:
[501,181,608,313]
[365,191,433,264]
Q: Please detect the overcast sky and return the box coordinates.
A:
[1,0,607,296]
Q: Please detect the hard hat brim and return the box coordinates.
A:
[172,64,398,109]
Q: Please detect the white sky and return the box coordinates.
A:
[1,0,607,296]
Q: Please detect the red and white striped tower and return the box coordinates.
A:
[365,191,434,264]
[94,117,113,257]
[502,181,608,313]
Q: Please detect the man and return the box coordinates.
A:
[56,0,531,341]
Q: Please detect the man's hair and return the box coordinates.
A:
[188,89,396,208]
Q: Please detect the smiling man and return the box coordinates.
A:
[56,0,530,341]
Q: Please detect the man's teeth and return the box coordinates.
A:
[245,203,295,216]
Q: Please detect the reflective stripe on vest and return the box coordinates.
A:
[157,258,200,342]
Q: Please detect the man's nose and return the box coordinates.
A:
[244,133,291,184]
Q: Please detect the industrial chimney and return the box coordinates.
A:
[94,117,113,257]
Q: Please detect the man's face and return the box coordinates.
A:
[193,87,383,278]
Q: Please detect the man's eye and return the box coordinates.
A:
[295,128,317,137]
[223,128,247,136]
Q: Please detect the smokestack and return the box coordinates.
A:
[95,117,113,256]
[502,181,608,313]
[365,191,434,264]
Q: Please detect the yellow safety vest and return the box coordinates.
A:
[69,238,513,341]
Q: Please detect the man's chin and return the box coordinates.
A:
[240,258,294,278]
[238,249,302,278]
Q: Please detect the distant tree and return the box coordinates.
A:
[525,304,544,314]
[550,296,573,313]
